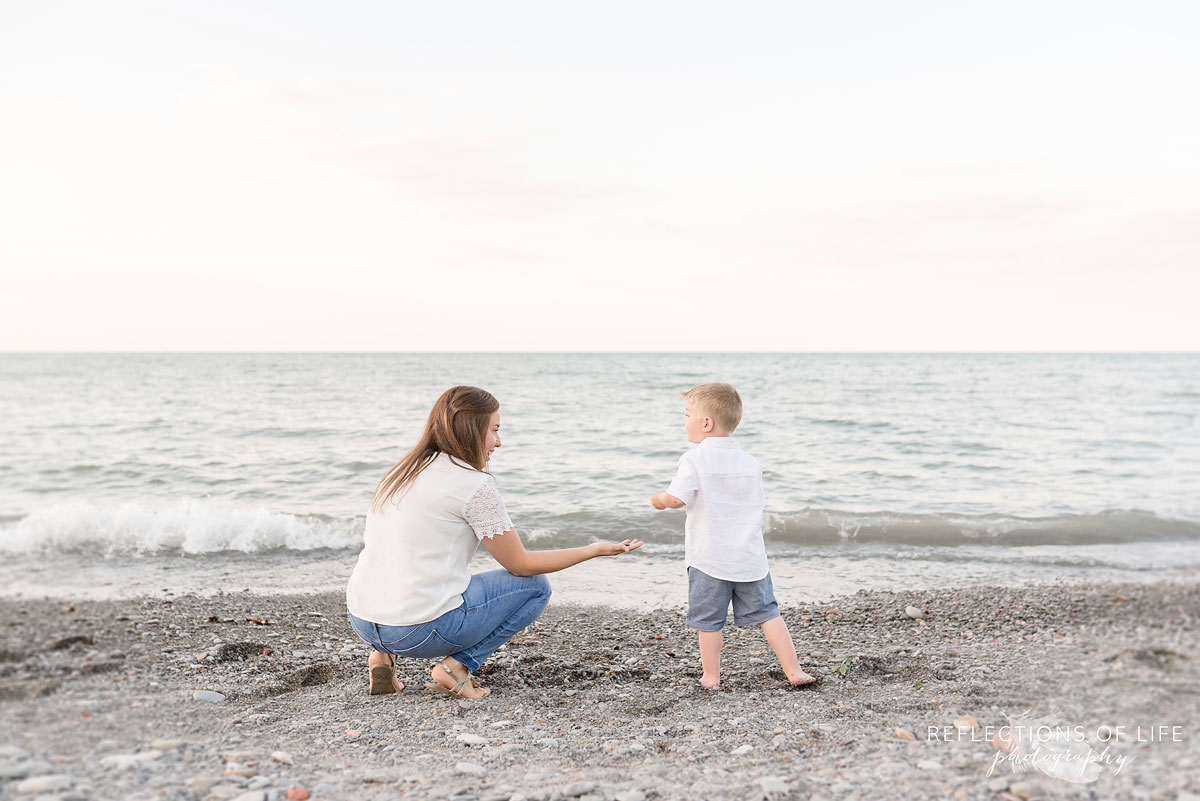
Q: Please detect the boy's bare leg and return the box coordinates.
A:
[697,630,722,689]
[760,616,818,685]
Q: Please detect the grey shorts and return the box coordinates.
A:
[686,566,780,631]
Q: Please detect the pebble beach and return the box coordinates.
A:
[2,579,1197,801]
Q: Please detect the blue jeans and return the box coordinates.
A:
[347,569,551,672]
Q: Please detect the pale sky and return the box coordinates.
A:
[2,1,1198,351]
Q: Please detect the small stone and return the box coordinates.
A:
[456,762,486,777]
[222,751,261,762]
[615,792,646,801]
[270,751,294,765]
[231,792,266,801]
[1008,782,1036,798]
[456,733,489,746]
[285,788,309,801]
[193,689,226,703]
[186,777,219,791]
[150,739,185,750]
[15,775,73,795]
[535,738,560,747]
[986,777,1009,791]
[0,746,29,760]
[496,743,524,755]
[629,742,646,753]
[731,744,753,755]
[905,605,924,619]
[363,772,390,783]
[992,731,1023,754]
[894,727,916,741]
[916,759,943,771]
[100,751,164,769]
[562,782,595,797]
[757,776,788,794]
[0,762,41,780]
[771,734,787,748]
[954,715,978,732]
[225,763,257,778]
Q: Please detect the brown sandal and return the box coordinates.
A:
[424,660,487,698]
[368,653,402,695]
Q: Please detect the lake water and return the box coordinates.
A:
[2,353,1197,605]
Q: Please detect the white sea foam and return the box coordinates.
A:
[0,501,362,555]
[3,500,1198,557]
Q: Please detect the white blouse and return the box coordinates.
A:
[346,453,514,626]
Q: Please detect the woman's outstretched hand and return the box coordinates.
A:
[591,539,643,557]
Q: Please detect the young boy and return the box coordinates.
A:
[650,382,819,690]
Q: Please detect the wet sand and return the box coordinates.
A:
[1,580,1198,801]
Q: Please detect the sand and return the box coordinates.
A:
[1,579,1198,801]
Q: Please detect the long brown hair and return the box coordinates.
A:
[371,386,499,511]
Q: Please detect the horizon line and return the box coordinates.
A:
[2,350,1197,356]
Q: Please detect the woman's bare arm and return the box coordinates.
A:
[482,529,642,577]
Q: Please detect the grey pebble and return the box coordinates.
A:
[456,762,486,777]
[757,776,788,793]
[0,762,40,780]
[193,689,226,703]
[231,792,267,801]
[561,782,594,797]
[99,751,163,769]
[456,733,488,746]
[14,775,73,795]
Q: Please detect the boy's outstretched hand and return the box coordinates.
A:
[592,539,643,556]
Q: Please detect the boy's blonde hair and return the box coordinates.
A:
[684,382,742,433]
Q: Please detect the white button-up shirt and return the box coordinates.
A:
[666,436,768,582]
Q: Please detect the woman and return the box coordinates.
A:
[346,385,642,699]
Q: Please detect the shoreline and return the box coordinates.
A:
[1,547,1197,608]
[2,578,1198,800]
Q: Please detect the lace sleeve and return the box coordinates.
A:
[462,476,515,540]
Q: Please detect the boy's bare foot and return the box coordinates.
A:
[700,674,720,690]
[367,650,404,694]
[786,668,821,687]
[431,658,491,699]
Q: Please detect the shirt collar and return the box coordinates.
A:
[699,436,740,449]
